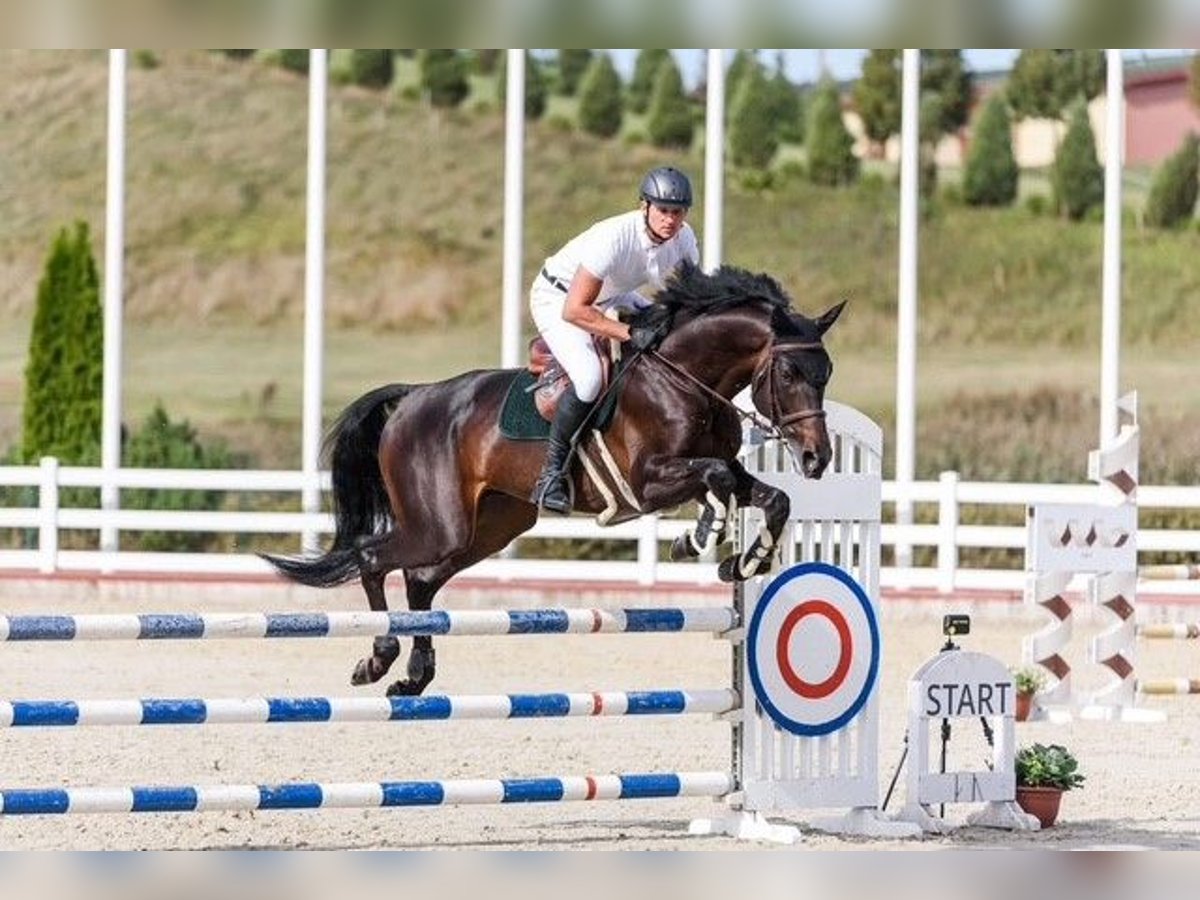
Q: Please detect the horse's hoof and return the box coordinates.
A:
[385,679,425,697]
[670,533,698,562]
[717,557,741,583]
[351,658,374,686]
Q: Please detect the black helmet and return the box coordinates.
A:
[639,166,693,209]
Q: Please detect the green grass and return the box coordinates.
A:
[3,50,1199,479]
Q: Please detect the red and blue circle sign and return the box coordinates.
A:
[747,562,880,736]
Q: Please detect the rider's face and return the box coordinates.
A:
[644,202,689,240]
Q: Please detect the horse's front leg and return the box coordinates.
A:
[637,456,738,561]
[716,461,791,583]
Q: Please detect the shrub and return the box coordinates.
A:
[1144,132,1199,229]
[1013,666,1047,695]
[420,49,469,108]
[577,53,623,139]
[963,94,1019,207]
[122,403,238,552]
[219,50,256,61]
[278,50,310,75]
[1052,101,1103,220]
[348,50,394,90]
[133,50,159,70]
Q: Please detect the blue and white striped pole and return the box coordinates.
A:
[0,607,736,641]
[0,689,737,727]
[0,772,733,815]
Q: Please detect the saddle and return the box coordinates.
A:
[525,335,616,422]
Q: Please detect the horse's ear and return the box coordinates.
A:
[815,300,847,336]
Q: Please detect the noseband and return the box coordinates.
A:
[751,340,827,429]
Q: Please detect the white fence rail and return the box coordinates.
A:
[2,460,1199,594]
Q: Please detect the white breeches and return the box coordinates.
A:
[529,284,650,403]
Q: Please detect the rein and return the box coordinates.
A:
[643,339,826,438]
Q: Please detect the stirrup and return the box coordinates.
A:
[532,474,573,514]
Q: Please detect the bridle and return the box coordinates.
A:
[641,338,827,437]
[750,340,828,428]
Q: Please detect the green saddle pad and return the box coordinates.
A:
[498,369,620,441]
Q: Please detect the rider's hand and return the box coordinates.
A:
[626,324,659,352]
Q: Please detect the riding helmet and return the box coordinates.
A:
[639,166,693,209]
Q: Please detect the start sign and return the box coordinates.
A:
[746,562,880,737]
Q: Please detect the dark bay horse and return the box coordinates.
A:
[264,263,843,696]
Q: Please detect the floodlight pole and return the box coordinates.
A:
[1099,50,1124,446]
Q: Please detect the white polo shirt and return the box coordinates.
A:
[541,209,699,301]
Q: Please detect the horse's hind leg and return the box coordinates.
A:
[384,491,538,697]
[383,571,447,697]
[349,532,402,687]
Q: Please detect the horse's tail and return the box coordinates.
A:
[261,383,412,588]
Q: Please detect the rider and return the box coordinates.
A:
[528,165,700,514]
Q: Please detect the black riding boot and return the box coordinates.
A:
[531,386,595,515]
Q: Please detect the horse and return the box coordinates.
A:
[263,262,844,697]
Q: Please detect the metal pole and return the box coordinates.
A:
[895,49,920,570]
[702,49,725,273]
[1100,50,1124,446]
[500,50,526,370]
[100,49,127,559]
[301,49,327,553]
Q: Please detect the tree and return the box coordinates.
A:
[805,79,859,186]
[556,49,593,96]
[921,50,973,138]
[1052,100,1104,220]
[627,49,671,114]
[22,222,103,465]
[1144,132,1200,229]
[646,55,694,149]
[497,52,548,120]
[577,53,623,138]
[962,94,1019,207]
[729,64,778,170]
[419,49,469,108]
[1008,50,1105,121]
[853,49,901,152]
[278,50,309,76]
[471,50,501,75]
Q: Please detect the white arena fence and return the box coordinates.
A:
[1,456,1199,595]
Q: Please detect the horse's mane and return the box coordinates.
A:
[628,260,793,332]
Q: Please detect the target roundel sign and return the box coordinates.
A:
[747,562,880,737]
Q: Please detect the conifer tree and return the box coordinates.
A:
[627,50,671,114]
[805,80,859,186]
[962,94,1019,207]
[1052,100,1104,220]
[497,52,548,120]
[1144,132,1200,229]
[556,50,593,96]
[724,50,761,120]
[577,53,623,139]
[853,49,901,152]
[646,55,694,149]
[766,58,804,144]
[23,222,103,464]
[729,64,778,170]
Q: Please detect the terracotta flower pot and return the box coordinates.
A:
[1015,785,1064,827]
[1015,690,1034,722]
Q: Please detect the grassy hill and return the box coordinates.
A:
[2,50,1198,481]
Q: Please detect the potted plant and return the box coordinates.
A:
[1012,665,1047,722]
[1014,742,1085,827]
